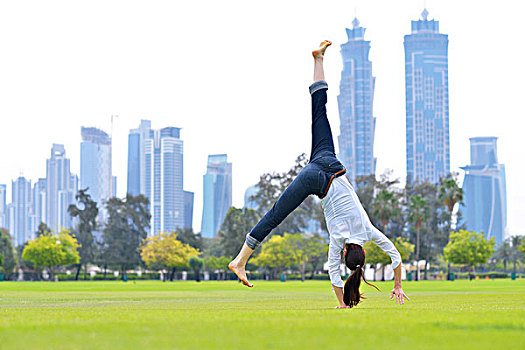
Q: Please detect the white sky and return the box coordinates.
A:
[0,0,523,235]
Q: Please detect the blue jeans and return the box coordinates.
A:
[245,81,346,249]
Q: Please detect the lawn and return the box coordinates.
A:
[0,279,524,350]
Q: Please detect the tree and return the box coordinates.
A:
[355,174,379,224]
[372,189,400,236]
[510,236,524,273]
[305,234,329,279]
[188,256,204,282]
[250,154,325,235]
[216,207,259,257]
[438,175,464,280]
[102,194,150,278]
[251,235,294,278]
[139,232,199,281]
[519,238,525,254]
[494,239,513,272]
[443,230,496,275]
[22,229,80,280]
[393,237,415,263]
[407,195,430,263]
[175,227,203,250]
[204,255,230,280]
[36,222,52,237]
[282,233,327,282]
[0,252,3,268]
[364,242,391,281]
[68,188,99,280]
[438,174,463,228]
[0,228,18,278]
[364,237,414,281]
[406,181,452,280]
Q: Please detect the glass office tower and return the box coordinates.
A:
[404,9,450,183]
[80,127,112,221]
[201,154,232,238]
[144,127,185,234]
[337,17,376,185]
[461,137,507,244]
[46,144,76,232]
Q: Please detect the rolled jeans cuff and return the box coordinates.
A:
[309,80,328,95]
[245,233,262,250]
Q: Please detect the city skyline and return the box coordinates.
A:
[0,1,523,236]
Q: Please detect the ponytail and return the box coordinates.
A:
[343,244,381,308]
[343,265,364,308]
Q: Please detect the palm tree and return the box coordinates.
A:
[438,175,463,280]
[372,189,400,237]
[438,175,463,229]
[510,236,524,274]
[494,239,512,273]
[408,195,430,281]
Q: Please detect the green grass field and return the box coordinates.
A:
[1,279,524,350]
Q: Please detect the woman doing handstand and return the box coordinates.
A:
[229,40,409,308]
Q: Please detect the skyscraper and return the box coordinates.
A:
[31,178,47,233]
[80,127,112,219]
[127,120,152,196]
[183,190,194,230]
[11,177,32,246]
[112,176,117,197]
[145,127,185,234]
[0,184,6,229]
[460,137,507,244]
[46,144,76,233]
[243,184,259,210]
[201,154,232,238]
[404,9,450,184]
[338,17,376,184]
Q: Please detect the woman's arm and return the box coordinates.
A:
[370,229,409,305]
[333,285,346,307]
[390,264,410,304]
[328,238,346,307]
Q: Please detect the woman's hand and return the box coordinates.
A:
[390,285,410,305]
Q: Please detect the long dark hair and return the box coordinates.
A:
[343,243,379,308]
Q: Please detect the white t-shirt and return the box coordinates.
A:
[321,176,402,287]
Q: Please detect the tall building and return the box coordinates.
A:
[404,9,450,184]
[337,18,376,184]
[80,127,112,219]
[127,120,152,196]
[112,176,117,197]
[243,184,259,210]
[460,137,507,244]
[46,144,76,233]
[183,190,194,230]
[0,184,6,229]
[31,178,46,233]
[11,177,32,246]
[145,127,185,234]
[127,121,192,235]
[201,154,232,238]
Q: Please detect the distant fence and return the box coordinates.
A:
[1,270,523,282]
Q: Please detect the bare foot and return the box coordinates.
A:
[228,261,254,288]
[312,40,332,59]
